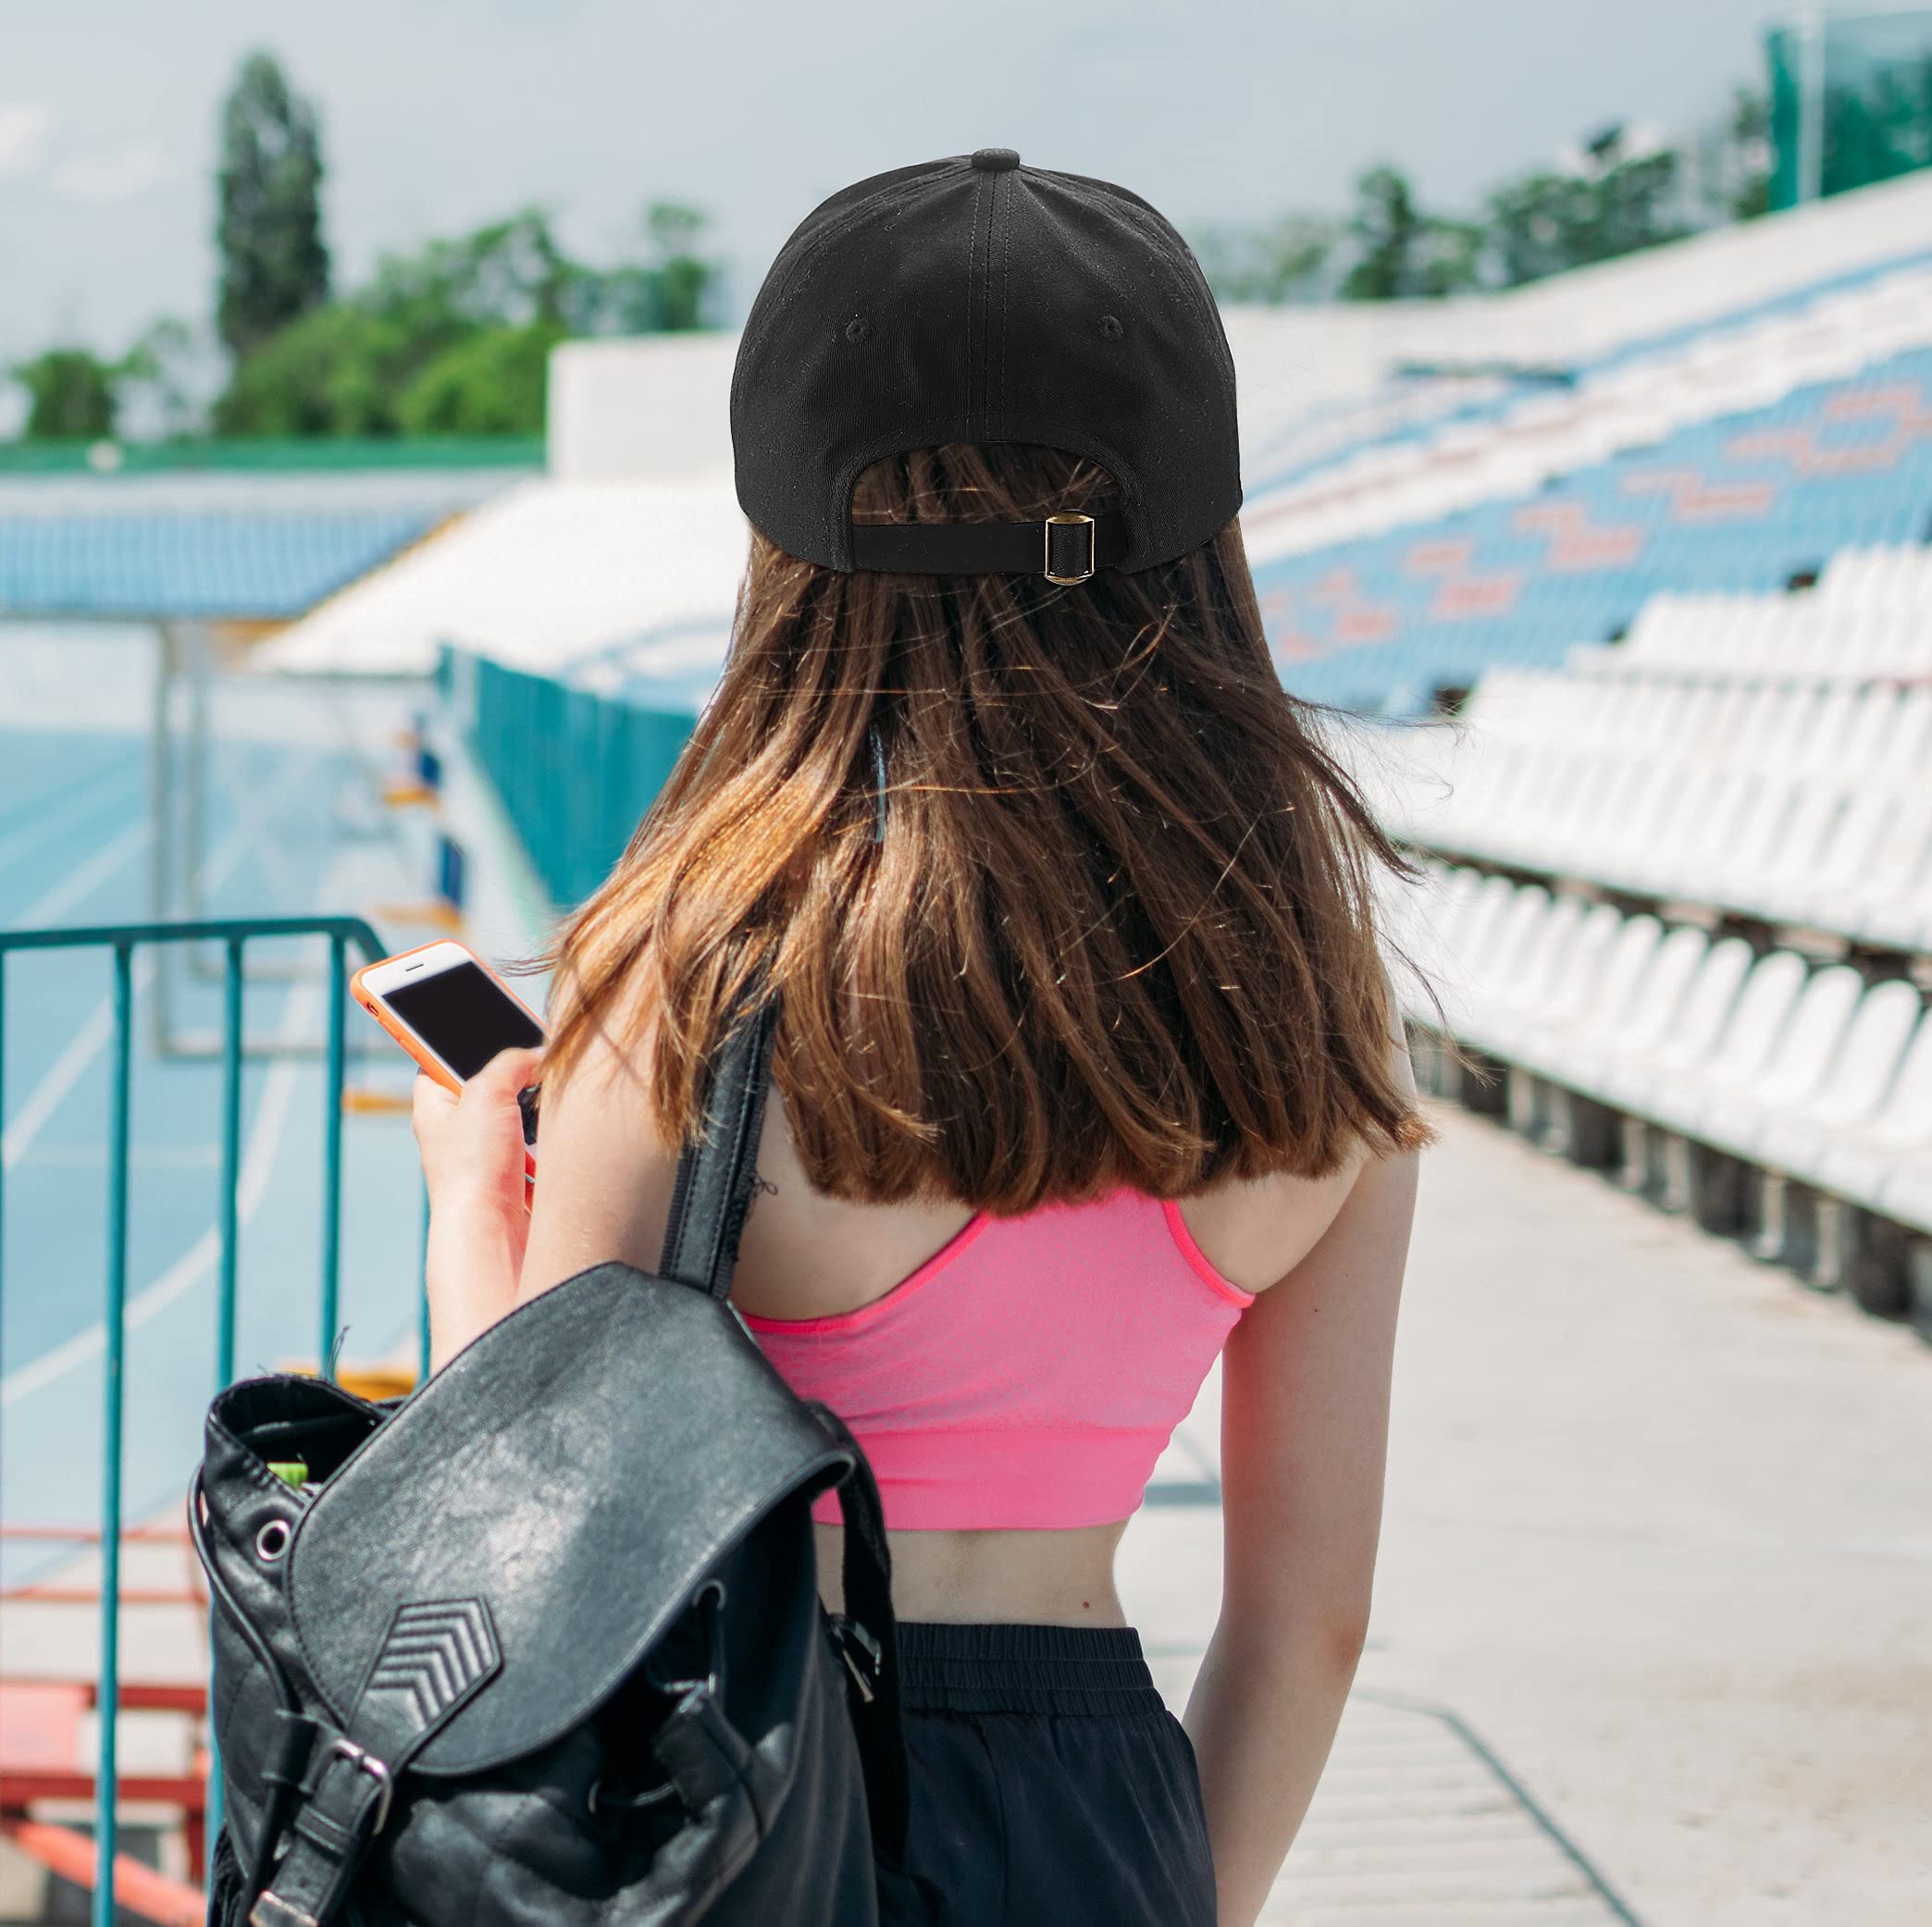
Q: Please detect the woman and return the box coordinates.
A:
[413,150,1430,1927]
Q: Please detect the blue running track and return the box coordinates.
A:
[1,633,435,1586]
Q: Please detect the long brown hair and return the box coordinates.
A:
[540,439,1431,1214]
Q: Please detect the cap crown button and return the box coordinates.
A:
[970,148,1021,172]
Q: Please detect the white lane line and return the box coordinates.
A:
[9,821,147,928]
[1,992,142,1174]
[1,972,320,1406]
[0,735,385,1406]
[1,751,316,1175]
[0,770,142,878]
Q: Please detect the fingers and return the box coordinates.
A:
[411,1049,543,1173]
[412,1069,454,1121]
[467,1044,546,1099]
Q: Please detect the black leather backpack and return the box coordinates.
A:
[189,992,911,1927]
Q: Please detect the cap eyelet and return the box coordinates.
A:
[255,1518,291,1563]
[845,315,873,344]
[1098,314,1123,340]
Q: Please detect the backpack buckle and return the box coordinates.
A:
[320,1737,395,1836]
[1043,513,1096,585]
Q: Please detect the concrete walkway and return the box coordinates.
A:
[1122,1103,1932,1927]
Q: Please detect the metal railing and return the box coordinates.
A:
[0,914,398,1927]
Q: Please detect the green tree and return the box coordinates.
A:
[567,201,723,334]
[212,197,724,436]
[641,201,718,330]
[1487,168,1588,287]
[10,321,209,440]
[1722,89,1773,221]
[119,316,204,439]
[10,348,121,438]
[365,206,576,334]
[213,303,401,436]
[396,319,568,434]
[1487,125,1689,287]
[1191,213,1335,303]
[217,51,330,361]
[214,206,581,435]
[1341,166,1483,300]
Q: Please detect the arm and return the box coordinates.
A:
[412,1004,685,1377]
[512,1004,684,1302]
[1183,1042,1419,1927]
[411,1044,543,1373]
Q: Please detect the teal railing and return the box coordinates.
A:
[0,914,400,1927]
[442,647,698,910]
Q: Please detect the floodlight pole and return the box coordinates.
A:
[1797,10,1827,204]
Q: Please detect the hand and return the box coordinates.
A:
[413,1045,545,1372]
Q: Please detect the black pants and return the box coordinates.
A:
[874,1622,1219,1926]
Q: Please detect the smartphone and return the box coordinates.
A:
[351,941,546,1175]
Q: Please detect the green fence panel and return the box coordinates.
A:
[0,437,544,477]
[1768,11,1932,208]
[445,648,700,913]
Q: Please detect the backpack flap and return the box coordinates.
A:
[282,1261,854,1778]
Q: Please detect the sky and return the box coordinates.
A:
[0,0,1787,368]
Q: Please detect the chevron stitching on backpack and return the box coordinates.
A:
[363,1599,500,1728]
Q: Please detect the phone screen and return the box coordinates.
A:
[381,961,544,1081]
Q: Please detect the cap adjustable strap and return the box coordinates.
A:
[848,510,1128,583]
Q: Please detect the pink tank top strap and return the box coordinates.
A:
[742,1186,1254,1531]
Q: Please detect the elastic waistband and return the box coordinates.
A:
[892,1620,1169,1716]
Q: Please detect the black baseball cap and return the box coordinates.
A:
[729,148,1242,587]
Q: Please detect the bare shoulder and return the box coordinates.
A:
[1174,1163,1364,1298]
[1177,1006,1420,1298]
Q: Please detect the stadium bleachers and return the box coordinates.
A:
[1314,226,1932,1326]
[1382,858,1932,1314]
[0,469,524,621]
[1249,253,1932,712]
[1363,499,1932,1325]
[1364,571,1932,951]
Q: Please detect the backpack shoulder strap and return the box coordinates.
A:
[657,984,780,1304]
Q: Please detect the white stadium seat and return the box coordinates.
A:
[1752,983,1928,1179]
[1506,911,1666,1083]
[1594,934,1755,1114]
[1354,648,1932,951]
[1375,604,1932,1291]
[1670,962,1864,1150]
[1599,948,1809,1139]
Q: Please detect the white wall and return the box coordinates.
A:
[547,331,739,483]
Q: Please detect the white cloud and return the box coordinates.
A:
[0,102,55,179]
[50,143,173,204]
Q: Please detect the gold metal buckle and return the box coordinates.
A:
[1042,512,1096,585]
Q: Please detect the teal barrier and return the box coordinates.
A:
[443,647,699,909]
[1768,11,1932,208]
[0,914,398,1926]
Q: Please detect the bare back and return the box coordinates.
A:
[729,1084,1365,1627]
[518,996,1414,1633]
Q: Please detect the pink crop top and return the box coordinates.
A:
[737,1186,1256,1531]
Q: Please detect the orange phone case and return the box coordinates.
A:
[350,941,544,1200]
